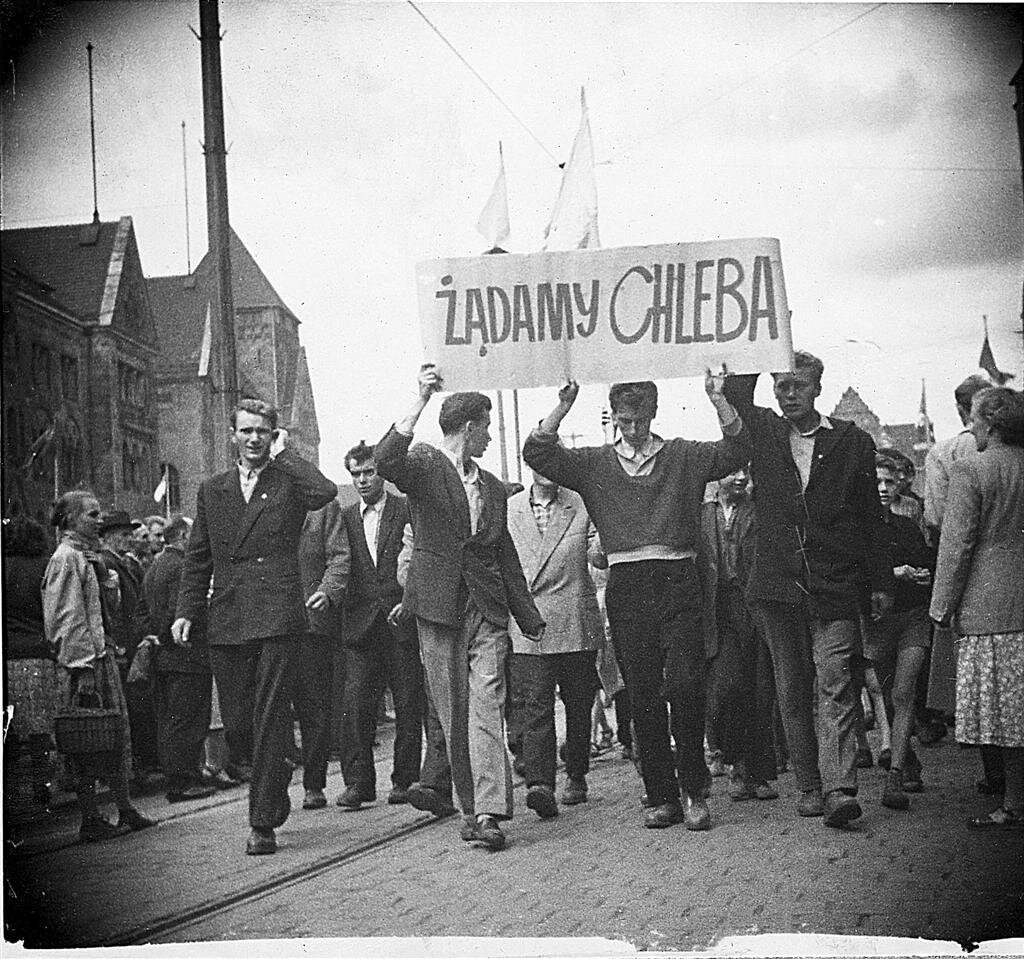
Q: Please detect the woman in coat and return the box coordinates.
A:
[930,387,1024,830]
[42,490,156,842]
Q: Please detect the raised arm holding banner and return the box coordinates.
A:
[416,237,793,391]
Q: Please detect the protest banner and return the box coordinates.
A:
[416,237,793,391]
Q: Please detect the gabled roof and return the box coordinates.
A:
[194,229,296,318]
[1,219,123,320]
[146,273,211,367]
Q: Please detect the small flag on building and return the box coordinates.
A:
[979,316,1015,385]
[153,471,168,503]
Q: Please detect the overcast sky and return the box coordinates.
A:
[2,1,1022,483]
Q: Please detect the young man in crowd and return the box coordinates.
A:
[723,352,894,828]
[523,370,748,831]
[868,454,936,810]
[173,399,337,855]
[375,365,543,852]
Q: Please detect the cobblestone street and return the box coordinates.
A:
[5,726,1022,953]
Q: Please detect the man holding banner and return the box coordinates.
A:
[523,371,748,831]
[375,366,544,852]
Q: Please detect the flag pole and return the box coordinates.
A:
[495,390,509,482]
[512,389,522,484]
[164,463,171,519]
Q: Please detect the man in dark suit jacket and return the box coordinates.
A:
[142,513,216,804]
[174,398,337,855]
[723,351,894,828]
[294,497,348,810]
[335,441,423,809]
[375,364,544,852]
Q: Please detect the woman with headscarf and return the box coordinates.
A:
[930,387,1024,829]
[42,490,157,842]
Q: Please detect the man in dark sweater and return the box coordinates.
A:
[523,371,748,831]
[723,351,894,828]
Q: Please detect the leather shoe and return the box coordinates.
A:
[728,762,753,801]
[271,793,291,828]
[881,770,909,811]
[823,790,862,828]
[459,815,477,841]
[855,746,874,768]
[643,801,685,828]
[80,816,128,843]
[753,782,779,801]
[118,807,158,832]
[302,789,327,810]
[167,783,218,804]
[335,786,374,810]
[526,784,559,819]
[470,815,506,850]
[387,786,411,805]
[561,778,588,805]
[683,794,711,831]
[407,783,457,818]
[246,828,276,855]
[224,763,252,784]
[797,789,824,817]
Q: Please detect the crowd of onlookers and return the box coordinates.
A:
[3,364,1022,848]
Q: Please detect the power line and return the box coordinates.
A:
[405,1,560,166]
[609,3,886,165]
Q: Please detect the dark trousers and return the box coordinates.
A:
[512,650,598,790]
[339,614,424,793]
[704,584,777,783]
[752,601,860,795]
[419,676,453,800]
[120,664,159,774]
[605,559,707,804]
[153,670,212,790]
[209,638,297,831]
[291,634,333,791]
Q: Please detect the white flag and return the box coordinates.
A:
[153,473,167,503]
[476,142,510,250]
[543,87,600,252]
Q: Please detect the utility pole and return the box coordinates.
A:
[197,0,238,461]
[1012,28,1024,352]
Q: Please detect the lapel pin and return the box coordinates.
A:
[261,492,268,499]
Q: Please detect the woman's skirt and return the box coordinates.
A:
[955,632,1024,747]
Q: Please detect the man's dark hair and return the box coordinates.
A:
[231,398,278,430]
[163,513,190,544]
[953,375,991,414]
[608,381,658,415]
[345,441,375,471]
[875,452,901,474]
[438,392,491,436]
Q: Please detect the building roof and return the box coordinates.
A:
[146,274,210,367]
[0,219,122,320]
[194,229,296,318]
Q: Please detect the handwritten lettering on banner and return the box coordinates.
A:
[416,238,792,391]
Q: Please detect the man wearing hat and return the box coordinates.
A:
[99,510,160,785]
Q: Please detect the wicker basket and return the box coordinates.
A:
[54,695,123,756]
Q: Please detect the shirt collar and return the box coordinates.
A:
[361,491,387,516]
[789,414,833,439]
[441,446,479,483]
[614,432,664,461]
[237,459,269,480]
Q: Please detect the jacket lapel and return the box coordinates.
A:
[534,493,574,582]
[438,452,473,539]
[232,464,280,553]
[807,421,847,491]
[376,495,400,565]
[509,497,542,579]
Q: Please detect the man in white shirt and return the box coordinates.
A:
[335,442,423,811]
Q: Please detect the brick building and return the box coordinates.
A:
[831,386,932,490]
[2,218,160,523]
[147,229,321,515]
